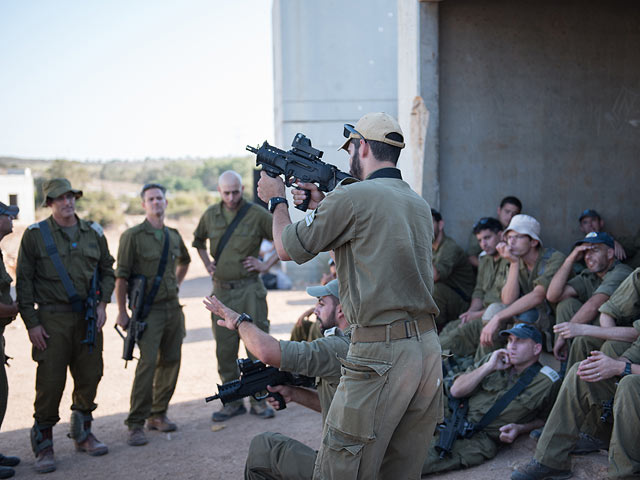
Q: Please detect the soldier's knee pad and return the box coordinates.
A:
[68,410,91,443]
[31,423,53,455]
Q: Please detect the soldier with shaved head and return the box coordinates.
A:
[193,170,278,421]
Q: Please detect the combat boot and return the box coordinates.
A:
[31,425,56,474]
[69,411,108,456]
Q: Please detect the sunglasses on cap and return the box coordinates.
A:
[473,217,492,230]
[343,124,368,144]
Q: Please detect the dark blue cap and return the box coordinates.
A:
[500,323,542,344]
[579,209,601,222]
[574,231,614,249]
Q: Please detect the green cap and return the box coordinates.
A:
[306,279,340,301]
[41,178,83,207]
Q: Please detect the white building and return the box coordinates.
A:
[0,168,35,224]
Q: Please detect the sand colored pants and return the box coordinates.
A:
[313,329,443,480]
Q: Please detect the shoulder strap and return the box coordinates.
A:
[536,248,556,276]
[214,202,252,262]
[470,362,542,434]
[140,227,170,319]
[38,220,84,312]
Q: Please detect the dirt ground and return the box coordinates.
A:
[0,227,609,479]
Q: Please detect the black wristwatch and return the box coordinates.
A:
[235,313,253,330]
[620,361,632,377]
[268,197,288,213]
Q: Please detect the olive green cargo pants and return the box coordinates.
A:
[211,279,269,406]
[32,311,103,427]
[245,431,316,480]
[125,302,185,428]
[433,283,469,331]
[609,375,640,479]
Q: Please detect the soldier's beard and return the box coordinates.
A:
[349,150,363,180]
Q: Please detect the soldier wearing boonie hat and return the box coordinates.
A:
[257,111,442,479]
[16,177,114,473]
[40,178,83,207]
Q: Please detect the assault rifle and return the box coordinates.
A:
[247,133,351,211]
[81,268,99,352]
[206,358,315,410]
[114,275,147,367]
[435,396,474,459]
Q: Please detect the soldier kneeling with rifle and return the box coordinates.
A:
[423,324,561,475]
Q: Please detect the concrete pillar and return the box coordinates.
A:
[397,0,440,208]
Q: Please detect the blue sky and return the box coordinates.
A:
[0,0,274,160]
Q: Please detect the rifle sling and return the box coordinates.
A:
[214,202,252,262]
[469,362,542,435]
[140,226,170,319]
[38,220,84,313]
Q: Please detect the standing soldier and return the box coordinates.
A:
[193,170,276,421]
[0,202,21,479]
[16,179,115,474]
[115,183,190,447]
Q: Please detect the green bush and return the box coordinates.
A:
[76,191,123,227]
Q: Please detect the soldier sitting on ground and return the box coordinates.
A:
[554,267,640,374]
[512,319,640,480]
[203,279,349,480]
[440,217,507,359]
[431,208,476,331]
[479,214,565,355]
[546,231,633,369]
[422,324,561,476]
[467,196,522,268]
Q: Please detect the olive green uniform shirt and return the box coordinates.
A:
[517,247,566,295]
[0,250,13,319]
[567,262,633,303]
[282,172,439,327]
[115,219,191,302]
[192,200,272,282]
[472,255,509,307]
[467,230,483,257]
[279,327,351,423]
[433,235,476,299]
[456,354,561,441]
[16,216,115,329]
[599,267,640,326]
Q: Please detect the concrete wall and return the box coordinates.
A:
[273,0,398,177]
[437,0,640,252]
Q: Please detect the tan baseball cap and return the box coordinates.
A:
[339,112,405,151]
[505,214,542,245]
[41,178,83,206]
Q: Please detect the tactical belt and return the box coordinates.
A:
[351,315,435,343]
[214,277,259,290]
[39,303,79,313]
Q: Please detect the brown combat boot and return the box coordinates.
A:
[32,426,56,474]
[74,420,108,456]
[146,415,177,432]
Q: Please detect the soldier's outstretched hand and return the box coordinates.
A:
[203,295,240,330]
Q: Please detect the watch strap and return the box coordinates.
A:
[269,197,288,213]
[235,313,253,329]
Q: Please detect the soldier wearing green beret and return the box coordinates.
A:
[16,178,115,474]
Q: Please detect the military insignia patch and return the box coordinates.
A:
[305,210,315,227]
